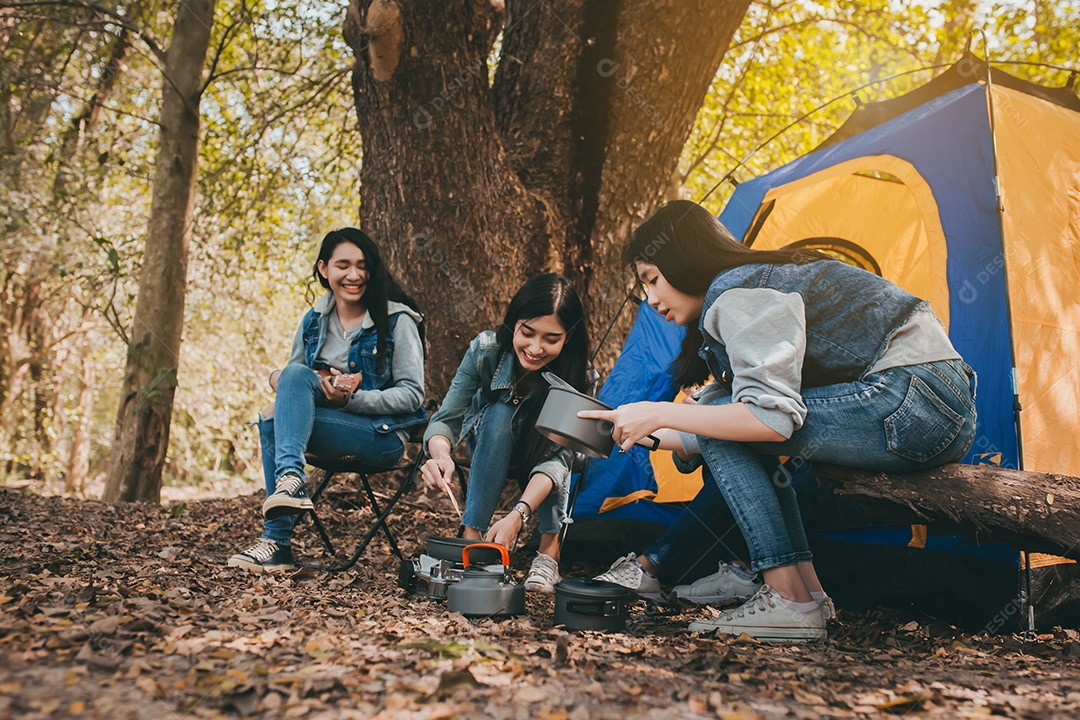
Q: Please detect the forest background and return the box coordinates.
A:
[1,0,1077,503]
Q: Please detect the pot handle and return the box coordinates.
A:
[461,542,510,568]
[597,420,661,452]
[566,600,623,617]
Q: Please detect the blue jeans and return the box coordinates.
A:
[259,363,405,544]
[643,466,750,585]
[462,399,567,535]
[698,359,976,574]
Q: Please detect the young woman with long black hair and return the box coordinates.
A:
[584,201,976,641]
[420,274,593,593]
[229,228,426,574]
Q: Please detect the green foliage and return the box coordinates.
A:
[680,0,1080,214]
[1,0,360,496]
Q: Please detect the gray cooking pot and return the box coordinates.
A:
[535,374,660,459]
[553,578,632,631]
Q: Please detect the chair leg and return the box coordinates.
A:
[303,453,424,573]
[359,472,405,561]
[294,470,338,556]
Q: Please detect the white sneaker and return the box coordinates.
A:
[594,553,667,602]
[673,561,762,605]
[819,595,836,621]
[687,584,827,642]
[524,554,561,593]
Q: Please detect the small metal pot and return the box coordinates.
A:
[535,385,660,459]
[447,543,526,617]
[425,536,502,565]
[553,578,633,631]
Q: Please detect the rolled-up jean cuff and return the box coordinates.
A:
[749,550,813,575]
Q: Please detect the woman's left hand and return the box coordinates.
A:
[484,512,523,549]
[579,401,664,453]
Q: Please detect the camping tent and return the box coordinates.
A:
[719,55,1080,476]
[564,57,1080,628]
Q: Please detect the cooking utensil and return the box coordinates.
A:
[446,543,526,617]
[535,380,661,459]
[553,578,633,631]
[444,485,462,518]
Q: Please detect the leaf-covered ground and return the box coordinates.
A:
[3,479,1080,720]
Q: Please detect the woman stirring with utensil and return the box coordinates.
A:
[420,274,593,593]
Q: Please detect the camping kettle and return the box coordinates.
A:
[446,543,527,617]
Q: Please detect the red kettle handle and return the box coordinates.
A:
[461,542,510,568]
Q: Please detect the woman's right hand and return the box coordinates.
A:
[420,456,456,491]
[317,369,351,407]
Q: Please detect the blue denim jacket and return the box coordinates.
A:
[424,330,575,492]
[293,299,427,434]
[698,261,924,393]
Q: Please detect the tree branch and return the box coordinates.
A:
[0,0,166,62]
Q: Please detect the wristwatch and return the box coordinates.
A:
[512,502,531,524]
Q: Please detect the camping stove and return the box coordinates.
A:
[411,553,466,599]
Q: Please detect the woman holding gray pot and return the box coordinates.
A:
[582,201,977,642]
[420,274,593,593]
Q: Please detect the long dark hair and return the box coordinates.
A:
[312,228,424,373]
[623,200,829,387]
[493,274,591,473]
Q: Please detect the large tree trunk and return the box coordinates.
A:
[344,0,751,394]
[103,0,215,503]
[816,463,1080,560]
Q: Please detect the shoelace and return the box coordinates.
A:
[598,555,638,584]
[529,557,560,584]
[244,541,277,561]
[275,475,305,495]
[724,587,778,619]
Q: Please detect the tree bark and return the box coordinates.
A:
[103,0,215,503]
[344,0,751,394]
[816,463,1080,560]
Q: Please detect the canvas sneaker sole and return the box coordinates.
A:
[227,554,296,575]
[262,494,314,519]
[523,576,561,593]
[675,585,761,605]
[687,617,826,642]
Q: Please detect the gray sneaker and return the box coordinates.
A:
[688,584,826,642]
[673,561,762,605]
[594,553,668,602]
[262,473,313,519]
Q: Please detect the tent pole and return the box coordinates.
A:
[978,30,1034,637]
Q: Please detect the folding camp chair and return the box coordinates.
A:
[295,449,424,572]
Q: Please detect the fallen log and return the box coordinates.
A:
[813,463,1080,561]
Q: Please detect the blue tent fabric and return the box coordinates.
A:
[569,301,686,526]
[718,85,1018,469]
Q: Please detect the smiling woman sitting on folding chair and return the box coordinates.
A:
[228,228,427,575]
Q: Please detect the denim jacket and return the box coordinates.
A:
[424,330,576,492]
[290,294,427,435]
[698,261,924,397]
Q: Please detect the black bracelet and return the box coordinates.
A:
[513,499,534,518]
